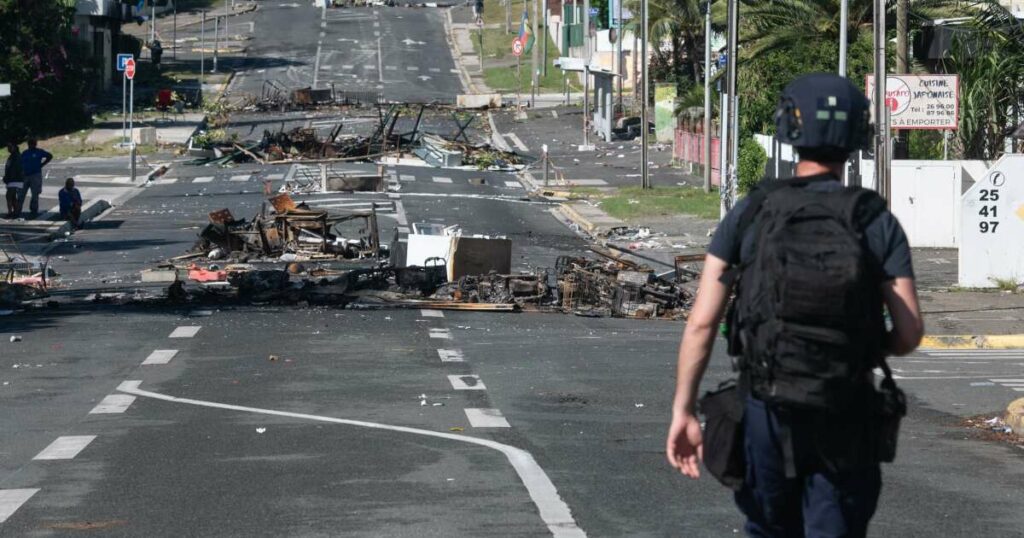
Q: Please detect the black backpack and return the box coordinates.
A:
[726,177,888,413]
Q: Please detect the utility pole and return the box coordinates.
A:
[839,0,848,76]
[506,0,511,34]
[723,0,738,210]
[702,0,712,192]
[582,0,592,150]
[641,0,650,189]
[616,0,623,112]
[150,1,156,44]
[894,0,909,159]
[543,6,548,77]
[173,3,178,60]
[200,12,206,84]
[532,0,540,106]
[212,14,220,73]
[873,0,890,202]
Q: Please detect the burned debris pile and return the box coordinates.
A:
[189,102,528,169]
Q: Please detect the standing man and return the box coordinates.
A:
[666,74,923,537]
[20,139,54,219]
[4,142,24,219]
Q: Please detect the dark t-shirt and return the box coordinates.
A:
[708,175,915,281]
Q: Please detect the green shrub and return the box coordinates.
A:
[738,137,768,194]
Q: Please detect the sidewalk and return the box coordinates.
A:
[445,8,492,94]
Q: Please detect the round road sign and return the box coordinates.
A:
[512,37,524,57]
[125,58,137,80]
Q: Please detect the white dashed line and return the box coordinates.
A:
[169,326,201,338]
[448,374,486,390]
[0,489,39,523]
[429,67,441,73]
[364,64,376,70]
[429,328,451,339]
[407,66,419,71]
[420,309,444,318]
[193,176,214,183]
[116,380,586,537]
[385,65,398,71]
[33,435,97,460]
[142,349,179,365]
[265,173,285,180]
[342,65,354,70]
[400,174,416,182]
[566,179,609,186]
[506,133,529,152]
[432,177,453,184]
[229,174,251,182]
[89,394,136,414]
[505,181,524,188]
[551,110,559,118]
[450,68,461,74]
[438,349,465,362]
[465,408,511,428]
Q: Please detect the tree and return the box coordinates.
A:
[625,0,709,95]
[0,0,91,143]
[943,3,1024,159]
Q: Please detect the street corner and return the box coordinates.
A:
[556,201,625,235]
[919,334,1024,350]
[1006,398,1024,436]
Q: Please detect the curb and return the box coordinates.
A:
[48,199,112,240]
[443,8,474,94]
[557,203,598,233]
[1006,398,1024,435]
[172,2,258,30]
[919,335,1024,350]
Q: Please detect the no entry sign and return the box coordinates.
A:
[125,58,137,80]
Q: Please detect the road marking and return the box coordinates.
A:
[991,379,1024,383]
[450,68,461,74]
[394,200,408,226]
[429,67,441,73]
[438,349,464,362]
[421,309,444,318]
[33,435,97,460]
[373,21,380,27]
[116,380,585,537]
[265,173,285,181]
[374,30,380,37]
[376,37,384,83]
[89,394,136,414]
[229,174,251,182]
[148,178,178,186]
[505,181,524,188]
[400,174,416,182]
[193,176,214,183]
[407,66,419,72]
[465,408,511,428]
[321,65,333,70]
[342,65,354,70]
[506,133,529,152]
[169,326,201,338]
[429,328,451,339]
[142,349,179,366]
[364,64,376,70]
[432,176,453,184]
[566,179,609,186]
[551,110,559,118]
[385,65,398,71]
[313,41,323,88]
[0,489,39,523]
[448,374,486,390]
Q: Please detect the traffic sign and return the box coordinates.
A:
[959,155,1024,287]
[125,58,137,80]
[512,37,524,57]
[117,53,134,72]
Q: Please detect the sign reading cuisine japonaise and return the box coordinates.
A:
[865,74,959,130]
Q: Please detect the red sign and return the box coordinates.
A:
[512,37,524,57]
[125,58,136,80]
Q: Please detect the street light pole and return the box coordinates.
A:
[212,15,220,73]
[641,0,649,189]
[839,0,848,77]
[702,0,712,192]
[616,0,623,112]
[873,0,889,202]
[200,12,206,84]
[173,3,178,60]
[150,1,156,44]
[724,0,738,209]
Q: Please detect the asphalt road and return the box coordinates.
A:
[3,3,1024,537]
[230,3,465,103]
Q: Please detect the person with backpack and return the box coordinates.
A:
[665,73,923,537]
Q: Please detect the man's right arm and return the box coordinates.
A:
[882,277,923,356]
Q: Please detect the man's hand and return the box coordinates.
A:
[666,412,704,479]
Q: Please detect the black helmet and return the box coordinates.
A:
[774,73,872,154]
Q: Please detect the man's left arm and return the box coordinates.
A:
[666,254,733,479]
[41,150,53,167]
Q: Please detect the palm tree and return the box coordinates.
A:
[625,0,711,87]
